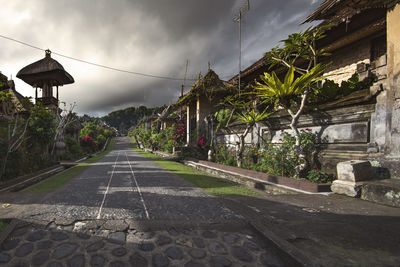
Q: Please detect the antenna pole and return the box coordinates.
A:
[238,11,241,96]
[233,0,249,96]
[180,59,189,121]
[181,59,189,97]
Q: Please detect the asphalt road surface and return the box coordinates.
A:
[22,137,239,224]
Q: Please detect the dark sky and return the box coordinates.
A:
[0,0,322,116]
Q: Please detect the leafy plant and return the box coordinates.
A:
[27,103,56,151]
[308,72,376,104]
[216,94,273,167]
[306,168,333,183]
[63,136,84,160]
[254,25,330,176]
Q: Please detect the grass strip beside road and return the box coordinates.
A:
[0,220,8,233]
[24,138,114,193]
[86,137,116,162]
[24,164,90,193]
[134,149,259,196]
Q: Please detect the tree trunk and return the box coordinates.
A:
[286,91,309,177]
[235,125,251,168]
[0,150,10,181]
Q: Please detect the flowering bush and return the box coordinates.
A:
[257,133,300,177]
[246,130,319,179]
[80,135,96,153]
[197,135,206,148]
[298,128,317,160]
[81,135,91,142]
[174,125,186,145]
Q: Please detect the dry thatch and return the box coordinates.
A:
[303,0,397,25]
[176,69,235,106]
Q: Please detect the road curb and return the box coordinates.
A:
[248,221,318,267]
[218,197,319,267]
[0,165,65,192]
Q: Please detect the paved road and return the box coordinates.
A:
[21,137,239,224]
[0,137,289,266]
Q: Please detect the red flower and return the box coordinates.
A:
[316,168,319,172]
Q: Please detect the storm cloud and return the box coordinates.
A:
[0,0,322,116]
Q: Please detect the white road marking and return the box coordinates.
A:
[96,151,120,219]
[107,171,132,174]
[125,151,150,220]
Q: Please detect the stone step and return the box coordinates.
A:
[361,179,400,207]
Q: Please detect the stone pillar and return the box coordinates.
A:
[186,103,196,145]
[196,95,212,137]
[186,105,190,145]
[331,160,372,197]
[196,95,201,137]
[387,4,400,157]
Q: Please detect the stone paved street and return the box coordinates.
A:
[0,220,286,266]
[0,138,291,266]
[15,138,240,223]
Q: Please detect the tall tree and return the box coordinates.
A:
[0,92,32,180]
[253,26,330,175]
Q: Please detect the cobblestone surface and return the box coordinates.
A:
[0,138,290,266]
[0,220,286,266]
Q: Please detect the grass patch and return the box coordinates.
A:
[0,220,8,233]
[24,138,115,193]
[86,138,115,162]
[24,164,89,193]
[133,148,162,160]
[134,149,259,196]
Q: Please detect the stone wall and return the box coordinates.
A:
[325,38,371,84]
[215,89,377,175]
[380,3,400,178]
[192,4,400,177]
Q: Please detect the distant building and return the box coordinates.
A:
[175,69,235,145]
[0,72,33,120]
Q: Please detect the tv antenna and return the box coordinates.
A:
[233,0,250,95]
[181,59,189,97]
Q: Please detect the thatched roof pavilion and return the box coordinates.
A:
[17,50,74,111]
[17,50,74,87]
[176,69,235,107]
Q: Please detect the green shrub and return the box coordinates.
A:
[96,134,106,148]
[63,136,84,160]
[306,168,334,183]
[308,72,375,104]
[212,130,328,181]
